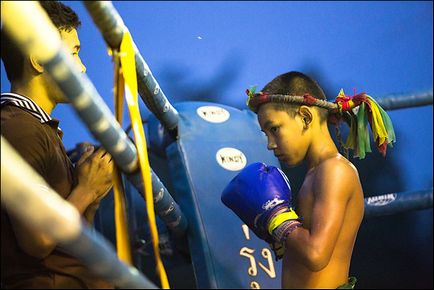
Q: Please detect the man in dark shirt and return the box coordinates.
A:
[1,1,114,288]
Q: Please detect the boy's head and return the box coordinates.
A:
[250,71,329,122]
[250,71,396,161]
[253,71,330,167]
[1,1,84,100]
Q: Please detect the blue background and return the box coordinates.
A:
[1,1,432,288]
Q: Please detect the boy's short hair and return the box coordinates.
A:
[1,1,81,82]
[260,71,329,122]
[262,71,327,100]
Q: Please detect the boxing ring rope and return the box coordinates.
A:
[83,1,179,134]
[364,189,433,218]
[0,137,157,289]
[376,90,433,111]
[0,1,187,237]
[364,91,433,217]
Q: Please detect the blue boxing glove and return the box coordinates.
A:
[221,162,302,259]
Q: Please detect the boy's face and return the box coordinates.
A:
[257,103,310,167]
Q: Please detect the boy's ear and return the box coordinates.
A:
[298,105,313,129]
[29,54,44,74]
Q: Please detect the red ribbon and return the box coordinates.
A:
[336,92,367,112]
[303,94,317,105]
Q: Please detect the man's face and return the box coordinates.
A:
[61,28,86,74]
[49,28,86,103]
[257,103,309,167]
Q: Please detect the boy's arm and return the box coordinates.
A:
[284,159,356,271]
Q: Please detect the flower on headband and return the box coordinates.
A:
[335,89,367,112]
[246,85,257,109]
[246,86,271,112]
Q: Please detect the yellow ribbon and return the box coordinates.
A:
[365,95,388,146]
[112,48,132,265]
[118,31,170,289]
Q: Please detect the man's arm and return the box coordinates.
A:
[2,118,59,258]
[3,119,113,259]
[284,159,356,271]
[8,147,113,259]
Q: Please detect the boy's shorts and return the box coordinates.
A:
[337,276,357,289]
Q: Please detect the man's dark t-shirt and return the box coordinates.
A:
[1,93,112,288]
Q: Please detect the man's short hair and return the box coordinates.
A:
[261,71,329,122]
[1,1,81,82]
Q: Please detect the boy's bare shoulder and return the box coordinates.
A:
[313,154,362,200]
[317,154,359,176]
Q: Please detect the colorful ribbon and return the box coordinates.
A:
[335,89,396,159]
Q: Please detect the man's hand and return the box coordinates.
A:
[75,145,114,204]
